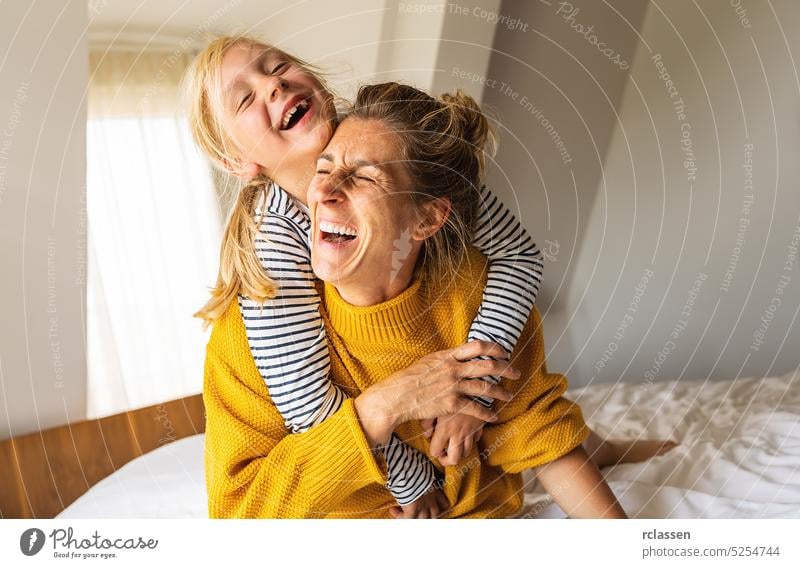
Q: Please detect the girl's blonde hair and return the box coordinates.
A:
[347,82,497,284]
[184,35,331,324]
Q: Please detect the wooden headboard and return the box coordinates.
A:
[0,394,205,519]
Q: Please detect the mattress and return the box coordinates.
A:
[58,369,800,518]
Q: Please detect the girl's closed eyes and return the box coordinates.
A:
[236,61,292,113]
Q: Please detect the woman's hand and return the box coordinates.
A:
[354,340,521,449]
[422,413,485,466]
[389,486,449,519]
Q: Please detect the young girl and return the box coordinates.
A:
[186,35,675,518]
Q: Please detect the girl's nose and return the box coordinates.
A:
[261,75,289,103]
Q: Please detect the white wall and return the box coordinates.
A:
[374,0,502,101]
[483,0,800,387]
[0,1,88,440]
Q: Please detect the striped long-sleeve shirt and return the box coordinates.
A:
[239,182,543,506]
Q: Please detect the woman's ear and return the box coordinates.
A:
[412,198,451,241]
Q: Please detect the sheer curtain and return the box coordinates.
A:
[87,47,222,418]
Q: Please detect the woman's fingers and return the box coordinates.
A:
[457,379,514,402]
[459,358,522,381]
[449,340,509,362]
[384,342,520,426]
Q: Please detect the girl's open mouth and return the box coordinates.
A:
[280,98,311,130]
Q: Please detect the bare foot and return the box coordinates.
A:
[608,439,679,465]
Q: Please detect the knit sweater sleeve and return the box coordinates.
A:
[478,305,590,473]
[467,184,545,407]
[203,308,389,518]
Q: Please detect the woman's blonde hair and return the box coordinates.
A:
[347,82,497,284]
[184,35,331,324]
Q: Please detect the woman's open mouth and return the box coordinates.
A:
[319,220,358,245]
[280,98,312,130]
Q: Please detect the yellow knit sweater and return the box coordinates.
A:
[203,247,589,518]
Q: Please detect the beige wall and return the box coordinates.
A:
[0,1,88,440]
[482,0,800,387]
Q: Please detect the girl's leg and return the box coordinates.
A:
[582,429,678,468]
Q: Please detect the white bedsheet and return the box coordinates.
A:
[518,368,800,518]
[58,369,800,518]
[57,433,207,518]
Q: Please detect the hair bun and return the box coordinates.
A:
[438,90,496,178]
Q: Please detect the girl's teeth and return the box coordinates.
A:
[282,105,298,129]
[282,100,310,129]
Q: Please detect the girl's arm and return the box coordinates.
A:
[468,185,544,406]
[242,184,438,505]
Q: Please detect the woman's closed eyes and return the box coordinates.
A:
[314,171,376,187]
[314,162,378,185]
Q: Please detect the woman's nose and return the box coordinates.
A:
[310,175,346,205]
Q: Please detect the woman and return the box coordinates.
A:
[203,82,629,518]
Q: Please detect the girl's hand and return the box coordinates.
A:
[389,486,449,519]
[354,340,521,449]
[422,413,486,466]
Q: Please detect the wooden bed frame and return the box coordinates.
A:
[0,394,205,518]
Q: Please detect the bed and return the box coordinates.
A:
[5,369,799,519]
[518,368,800,518]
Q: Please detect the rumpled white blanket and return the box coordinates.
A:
[518,369,800,518]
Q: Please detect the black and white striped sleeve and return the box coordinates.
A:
[239,184,439,505]
[467,184,545,407]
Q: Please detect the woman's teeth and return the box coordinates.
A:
[320,220,357,236]
[320,220,357,243]
[281,99,310,130]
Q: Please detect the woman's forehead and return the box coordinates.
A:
[324,118,397,162]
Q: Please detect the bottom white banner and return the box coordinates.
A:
[1,519,797,567]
